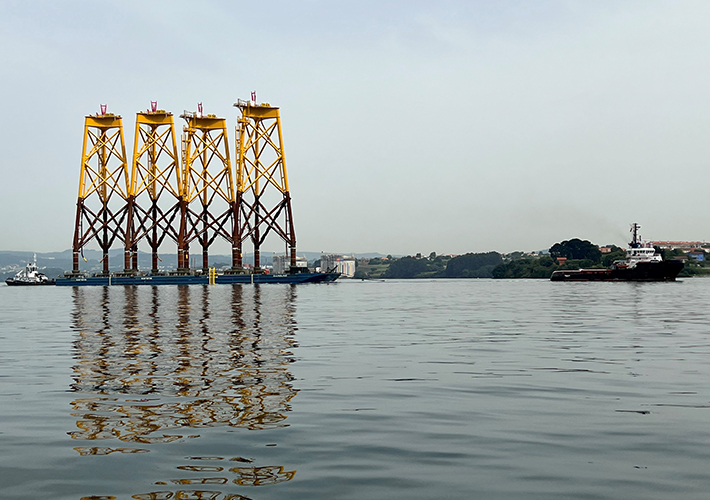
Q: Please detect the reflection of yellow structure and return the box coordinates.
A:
[230,465,296,486]
[129,456,295,498]
[69,285,298,496]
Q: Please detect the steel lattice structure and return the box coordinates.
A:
[234,100,296,270]
[71,100,298,274]
[126,105,182,273]
[179,110,235,272]
[72,109,130,274]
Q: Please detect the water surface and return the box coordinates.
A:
[1,279,708,499]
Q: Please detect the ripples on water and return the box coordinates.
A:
[0,279,709,499]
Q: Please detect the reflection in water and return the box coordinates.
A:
[131,493,253,500]
[70,285,299,498]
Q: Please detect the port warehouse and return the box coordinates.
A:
[70,98,300,277]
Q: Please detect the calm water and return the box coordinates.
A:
[1,279,709,499]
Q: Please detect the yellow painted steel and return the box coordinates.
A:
[71,101,296,273]
[233,99,297,269]
[77,114,129,201]
[235,103,290,197]
[73,110,131,272]
[130,110,181,200]
[181,114,234,203]
[124,108,185,270]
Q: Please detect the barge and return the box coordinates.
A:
[55,270,340,286]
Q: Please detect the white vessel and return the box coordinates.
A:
[5,255,55,286]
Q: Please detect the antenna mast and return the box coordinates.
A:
[630,223,641,248]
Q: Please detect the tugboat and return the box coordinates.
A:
[5,255,55,286]
[550,223,684,282]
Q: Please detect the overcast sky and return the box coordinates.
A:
[1,1,708,256]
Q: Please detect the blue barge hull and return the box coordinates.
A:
[55,272,340,286]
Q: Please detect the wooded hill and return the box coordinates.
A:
[356,238,709,279]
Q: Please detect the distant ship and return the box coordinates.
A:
[550,223,684,282]
[5,255,55,286]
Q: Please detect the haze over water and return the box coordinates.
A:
[1,279,709,499]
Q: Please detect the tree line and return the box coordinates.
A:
[355,237,707,279]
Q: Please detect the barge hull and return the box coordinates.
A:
[55,272,340,286]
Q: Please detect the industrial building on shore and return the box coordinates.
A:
[320,254,356,277]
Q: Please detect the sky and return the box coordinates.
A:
[1,0,709,256]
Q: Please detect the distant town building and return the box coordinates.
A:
[687,252,705,261]
[599,247,612,254]
[272,255,308,274]
[335,258,356,277]
[320,253,356,277]
[653,241,709,250]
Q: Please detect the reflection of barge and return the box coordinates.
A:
[55,270,340,286]
[550,223,684,282]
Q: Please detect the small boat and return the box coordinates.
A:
[5,255,56,286]
[550,223,684,282]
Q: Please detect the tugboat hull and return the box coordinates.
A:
[550,260,684,282]
[5,278,56,286]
